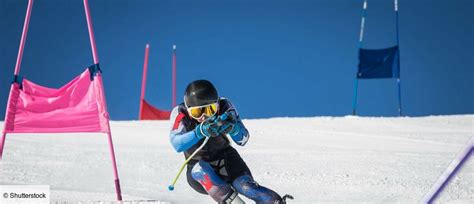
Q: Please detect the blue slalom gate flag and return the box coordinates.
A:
[357,46,400,79]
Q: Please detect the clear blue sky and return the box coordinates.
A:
[1,0,473,120]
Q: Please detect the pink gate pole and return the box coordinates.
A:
[172,44,177,108]
[84,0,122,201]
[139,44,150,119]
[0,0,34,160]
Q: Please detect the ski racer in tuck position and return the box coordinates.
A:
[169,80,292,204]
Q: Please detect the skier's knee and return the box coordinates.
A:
[191,161,235,203]
[191,160,227,189]
[187,165,208,194]
[190,161,205,181]
[191,161,214,183]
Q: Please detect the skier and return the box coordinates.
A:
[169,80,292,204]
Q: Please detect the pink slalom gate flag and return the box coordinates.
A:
[4,67,109,133]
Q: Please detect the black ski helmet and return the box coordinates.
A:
[184,80,218,107]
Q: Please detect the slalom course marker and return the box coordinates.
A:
[138,44,177,120]
[352,0,402,116]
[0,0,122,201]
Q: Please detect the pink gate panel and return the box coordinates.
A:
[4,68,109,133]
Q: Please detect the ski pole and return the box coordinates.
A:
[168,135,210,191]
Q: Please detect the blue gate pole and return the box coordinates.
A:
[397,78,402,116]
[352,79,359,115]
[352,0,368,115]
[395,0,402,116]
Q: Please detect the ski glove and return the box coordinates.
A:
[194,124,208,139]
[195,117,221,139]
[213,111,240,136]
[216,122,235,136]
[227,123,241,137]
[195,122,218,139]
[196,111,239,138]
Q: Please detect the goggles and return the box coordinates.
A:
[187,103,218,120]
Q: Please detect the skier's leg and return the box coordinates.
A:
[191,160,242,203]
[186,164,208,195]
[221,147,282,203]
[232,174,283,204]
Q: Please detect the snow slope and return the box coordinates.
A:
[0,115,472,203]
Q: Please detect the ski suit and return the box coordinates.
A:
[169,98,282,204]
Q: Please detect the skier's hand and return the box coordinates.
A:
[213,111,239,136]
[196,111,238,138]
[218,122,236,136]
[194,124,207,139]
[194,122,219,139]
[200,118,221,138]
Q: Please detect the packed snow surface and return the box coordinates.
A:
[0,115,472,203]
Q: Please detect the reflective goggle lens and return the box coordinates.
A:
[188,103,218,119]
